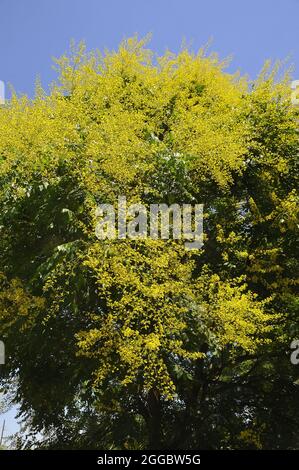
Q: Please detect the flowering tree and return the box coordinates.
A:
[0,38,298,449]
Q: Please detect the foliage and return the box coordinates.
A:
[0,37,298,449]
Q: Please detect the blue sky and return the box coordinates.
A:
[1,405,19,442]
[0,0,298,443]
[0,0,299,98]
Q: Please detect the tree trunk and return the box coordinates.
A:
[147,388,162,449]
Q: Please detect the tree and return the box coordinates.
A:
[0,37,298,449]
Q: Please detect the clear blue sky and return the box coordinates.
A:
[1,0,299,98]
[0,0,299,444]
[1,406,19,442]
